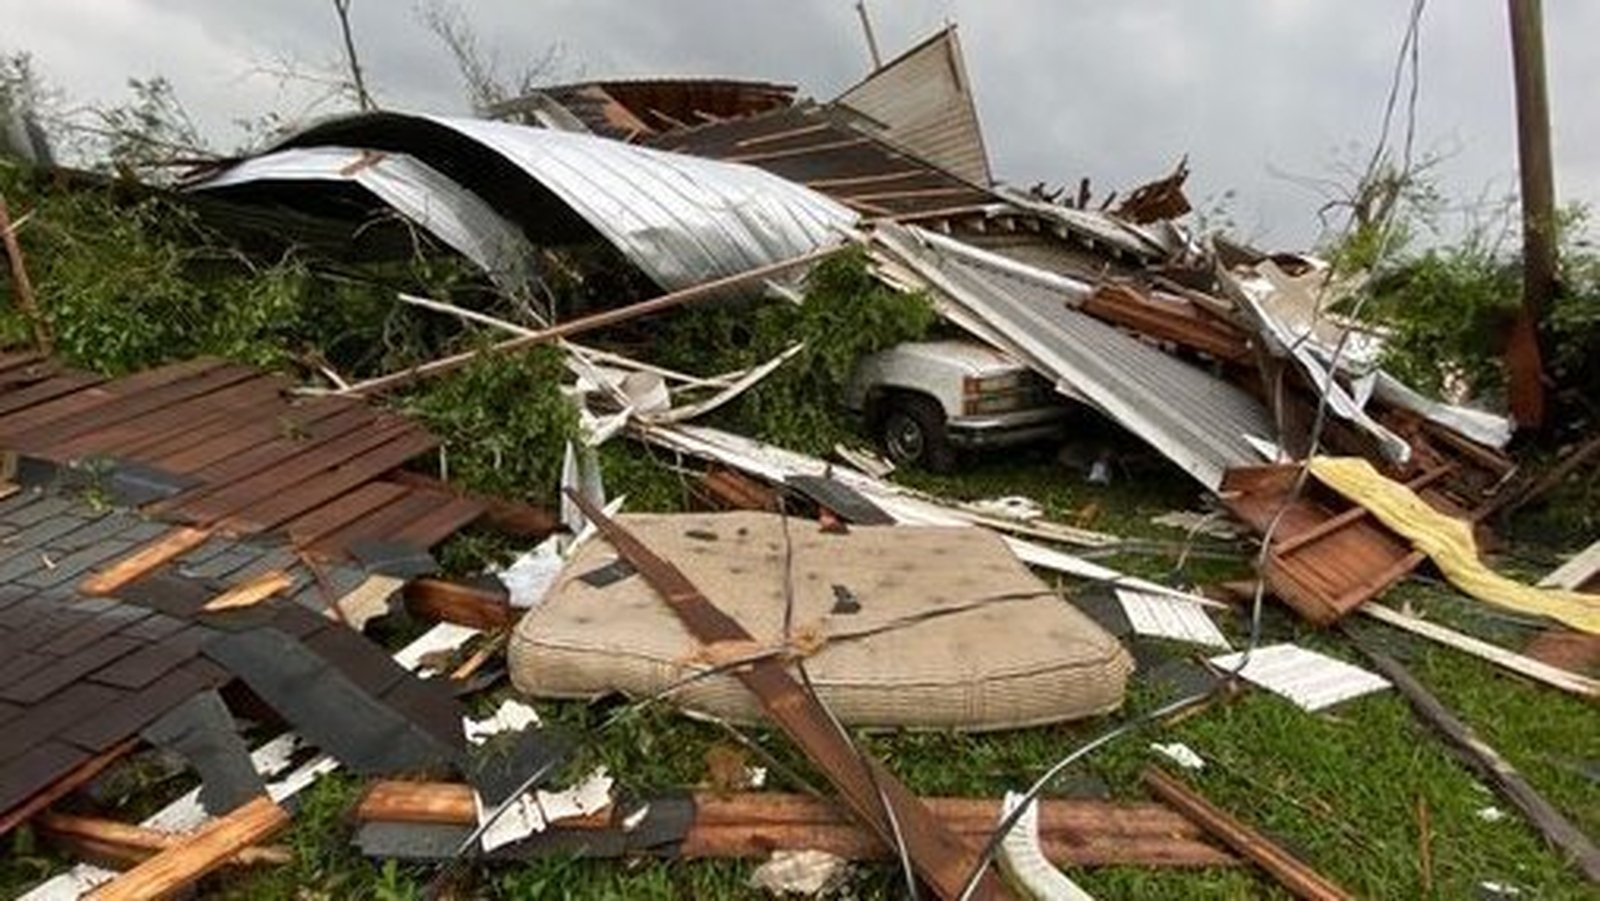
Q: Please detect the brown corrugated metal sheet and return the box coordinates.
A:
[495,79,797,140]
[835,26,992,186]
[649,105,994,219]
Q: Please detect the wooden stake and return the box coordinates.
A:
[87,795,289,901]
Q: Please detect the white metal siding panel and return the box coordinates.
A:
[837,29,992,186]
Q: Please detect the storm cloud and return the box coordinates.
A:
[4,0,1597,248]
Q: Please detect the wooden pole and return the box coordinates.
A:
[1505,0,1556,428]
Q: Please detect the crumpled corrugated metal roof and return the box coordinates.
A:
[874,224,1276,490]
[187,146,543,307]
[278,113,857,292]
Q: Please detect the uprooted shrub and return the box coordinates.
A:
[652,247,936,454]
[401,345,578,505]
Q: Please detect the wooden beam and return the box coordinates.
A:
[354,782,1239,869]
[1143,766,1352,901]
[81,528,211,596]
[87,795,290,901]
[1360,603,1599,699]
[35,811,290,867]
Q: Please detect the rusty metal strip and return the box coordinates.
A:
[566,492,1007,899]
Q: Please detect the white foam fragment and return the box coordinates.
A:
[1210,644,1389,711]
[1150,742,1205,770]
[1117,588,1231,649]
[477,790,547,852]
[463,698,542,745]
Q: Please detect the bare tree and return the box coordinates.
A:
[417,0,563,112]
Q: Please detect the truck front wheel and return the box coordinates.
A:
[881,394,957,472]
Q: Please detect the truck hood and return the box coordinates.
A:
[882,340,1025,376]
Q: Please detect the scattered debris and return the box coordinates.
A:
[997,792,1097,901]
[1116,588,1232,649]
[1150,743,1206,771]
[1209,644,1390,712]
[748,849,851,896]
[1357,644,1600,882]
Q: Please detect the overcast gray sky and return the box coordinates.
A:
[5,0,1597,248]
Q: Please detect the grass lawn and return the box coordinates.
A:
[6,444,1597,900]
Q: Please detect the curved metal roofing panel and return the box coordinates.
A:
[420,116,857,290]
[188,146,542,304]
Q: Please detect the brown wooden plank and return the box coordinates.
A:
[305,484,453,557]
[138,397,358,473]
[0,372,104,419]
[47,374,290,460]
[165,418,411,525]
[0,738,137,837]
[387,469,557,538]
[354,783,1236,868]
[219,428,439,534]
[282,482,411,548]
[567,494,1007,900]
[80,527,212,596]
[0,358,59,390]
[402,578,512,630]
[0,359,222,440]
[86,795,290,901]
[0,351,44,374]
[384,492,485,550]
[152,407,384,519]
[10,364,261,456]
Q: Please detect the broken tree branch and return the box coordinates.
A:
[1355,643,1600,882]
[0,191,53,353]
[331,0,374,111]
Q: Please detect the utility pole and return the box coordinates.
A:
[855,1,883,71]
[1506,0,1555,429]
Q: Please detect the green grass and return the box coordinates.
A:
[9,450,1599,899]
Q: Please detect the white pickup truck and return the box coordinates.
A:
[844,339,1068,471]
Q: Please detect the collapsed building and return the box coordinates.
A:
[1,22,1596,901]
